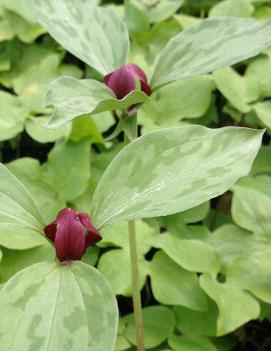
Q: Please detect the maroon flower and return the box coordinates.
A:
[44,208,101,262]
[104,63,152,99]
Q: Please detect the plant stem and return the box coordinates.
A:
[128,220,145,351]
[124,114,145,351]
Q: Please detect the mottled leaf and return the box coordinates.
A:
[36,0,129,75]
[91,126,263,229]
[0,261,118,351]
[44,76,148,128]
[151,18,271,88]
[0,161,44,246]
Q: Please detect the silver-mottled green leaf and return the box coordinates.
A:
[91,126,263,229]
[0,161,44,243]
[0,261,118,351]
[36,0,129,75]
[44,76,148,128]
[151,18,271,89]
[200,274,260,336]
[150,251,207,310]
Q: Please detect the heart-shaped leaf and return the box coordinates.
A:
[0,261,118,351]
[151,18,271,89]
[36,0,129,75]
[90,126,263,229]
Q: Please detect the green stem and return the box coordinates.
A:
[128,220,145,351]
[124,115,145,351]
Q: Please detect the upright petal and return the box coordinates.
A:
[75,212,102,248]
[54,208,86,262]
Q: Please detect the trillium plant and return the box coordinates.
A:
[1,0,271,350]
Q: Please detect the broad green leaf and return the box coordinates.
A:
[251,145,271,175]
[206,224,256,271]
[0,161,44,244]
[91,126,263,229]
[0,261,118,351]
[227,250,271,304]
[150,251,207,310]
[173,299,218,337]
[124,1,150,35]
[154,234,220,273]
[232,183,271,236]
[209,0,254,18]
[174,14,200,29]
[7,157,65,223]
[0,227,46,250]
[151,18,271,89]
[147,0,185,23]
[44,139,90,202]
[168,335,217,351]
[138,76,214,132]
[13,53,82,113]
[213,67,260,113]
[200,274,260,336]
[245,56,271,97]
[115,319,131,351]
[0,91,28,141]
[123,306,175,349]
[254,101,271,129]
[3,9,45,43]
[98,249,148,296]
[98,221,157,296]
[44,76,148,129]
[69,115,104,144]
[25,116,71,143]
[161,202,209,229]
[0,245,54,284]
[36,0,129,75]
[2,0,37,23]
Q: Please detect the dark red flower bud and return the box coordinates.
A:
[44,208,101,262]
[104,63,152,99]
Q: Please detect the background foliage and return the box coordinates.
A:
[1,0,271,350]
